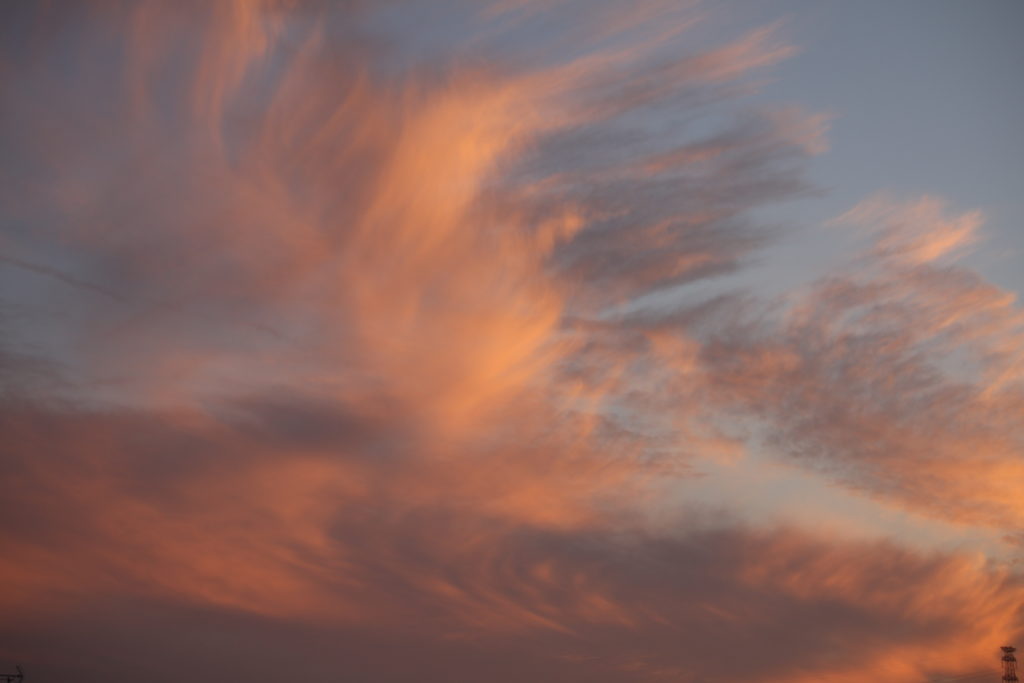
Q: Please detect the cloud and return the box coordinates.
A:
[0,1,1021,682]
[683,197,1024,528]
[1,396,1021,682]
[834,194,983,265]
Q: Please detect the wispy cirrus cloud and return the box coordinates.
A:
[0,1,1020,682]
[679,196,1024,530]
[1,395,1021,682]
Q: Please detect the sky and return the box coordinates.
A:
[0,2,1022,682]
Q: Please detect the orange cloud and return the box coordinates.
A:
[0,2,1020,682]
[835,194,983,265]
[1,413,1019,682]
[685,198,1024,529]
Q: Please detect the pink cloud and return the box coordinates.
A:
[0,2,1020,682]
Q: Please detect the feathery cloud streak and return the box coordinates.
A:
[0,1,1020,681]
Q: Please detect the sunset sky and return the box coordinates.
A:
[1,2,1022,682]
